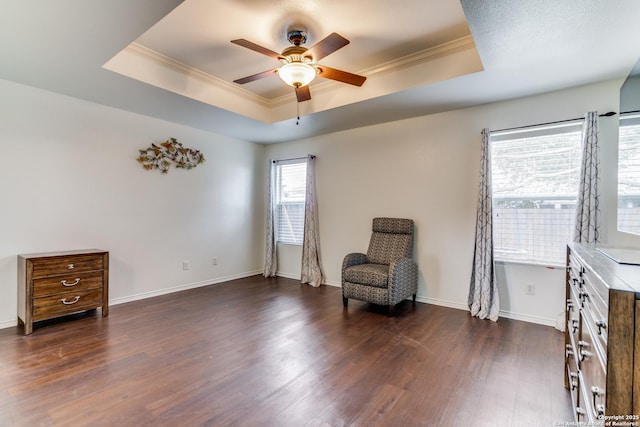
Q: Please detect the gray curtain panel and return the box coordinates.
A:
[573,111,600,243]
[301,155,324,287]
[263,159,277,277]
[468,128,500,322]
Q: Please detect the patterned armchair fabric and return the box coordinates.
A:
[342,218,418,307]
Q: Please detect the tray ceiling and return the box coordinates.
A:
[2,0,640,143]
[104,0,482,123]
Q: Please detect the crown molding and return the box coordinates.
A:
[126,42,271,107]
[364,35,477,76]
[269,35,479,107]
[106,35,480,122]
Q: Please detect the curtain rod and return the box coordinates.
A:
[272,155,315,163]
[488,111,617,134]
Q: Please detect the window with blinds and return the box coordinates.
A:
[275,160,307,245]
[618,114,640,234]
[491,122,583,265]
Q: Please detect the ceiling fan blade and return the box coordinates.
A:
[295,85,311,102]
[316,66,366,86]
[304,33,349,61]
[231,39,283,60]
[233,69,278,84]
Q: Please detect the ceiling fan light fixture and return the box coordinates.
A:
[278,62,316,87]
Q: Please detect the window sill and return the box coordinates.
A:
[276,241,302,247]
[495,259,564,269]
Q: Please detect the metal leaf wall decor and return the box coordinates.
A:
[137,138,205,174]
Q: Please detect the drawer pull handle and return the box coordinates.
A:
[67,264,75,270]
[596,404,605,417]
[61,296,80,305]
[569,371,578,390]
[571,319,578,334]
[591,386,603,408]
[595,320,607,335]
[565,346,574,359]
[61,278,80,287]
[579,290,589,301]
[567,300,574,312]
[578,340,591,361]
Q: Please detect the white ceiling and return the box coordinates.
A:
[103,0,482,125]
[2,0,640,144]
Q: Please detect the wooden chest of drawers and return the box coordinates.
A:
[565,243,640,423]
[18,249,109,335]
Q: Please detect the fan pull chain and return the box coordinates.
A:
[296,101,300,126]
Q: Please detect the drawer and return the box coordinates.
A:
[33,288,103,321]
[582,269,609,315]
[582,300,608,363]
[578,372,601,425]
[568,252,583,272]
[33,271,104,297]
[581,276,609,346]
[566,346,580,410]
[568,253,584,279]
[569,253,585,278]
[567,284,581,344]
[31,254,104,278]
[580,316,607,420]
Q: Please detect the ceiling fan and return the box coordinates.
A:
[231,30,366,102]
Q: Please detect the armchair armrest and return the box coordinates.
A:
[342,252,367,270]
[342,252,367,283]
[389,257,418,305]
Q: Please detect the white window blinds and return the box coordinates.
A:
[275,160,307,245]
[491,123,583,265]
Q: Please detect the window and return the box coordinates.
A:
[618,114,640,234]
[274,160,307,244]
[491,123,583,265]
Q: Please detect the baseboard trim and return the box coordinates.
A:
[0,270,263,330]
[324,282,556,327]
[110,270,263,306]
[274,271,301,281]
[0,319,17,330]
[497,311,557,327]
[416,296,556,327]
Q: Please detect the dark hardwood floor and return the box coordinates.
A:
[0,275,573,426]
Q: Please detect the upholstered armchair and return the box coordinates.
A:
[342,217,418,308]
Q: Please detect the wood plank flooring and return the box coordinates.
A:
[0,275,573,426]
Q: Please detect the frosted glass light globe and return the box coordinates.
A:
[278,62,316,87]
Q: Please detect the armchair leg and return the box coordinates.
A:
[343,297,348,308]
[412,294,417,305]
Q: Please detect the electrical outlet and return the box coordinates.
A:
[526,283,535,296]
[183,261,189,270]
[212,257,217,266]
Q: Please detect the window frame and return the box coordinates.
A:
[273,159,307,245]
[618,113,640,234]
[490,121,583,266]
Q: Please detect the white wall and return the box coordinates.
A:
[0,79,265,329]
[266,79,640,326]
[5,76,639,330]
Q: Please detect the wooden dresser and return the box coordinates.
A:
[565,243,640,423]
[18,249,109,335]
